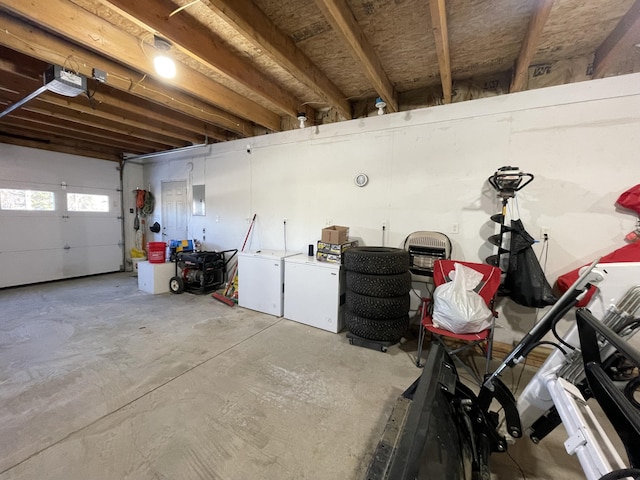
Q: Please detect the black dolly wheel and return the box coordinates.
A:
[343,247,409,275]
[345,270,411,297]
[345,311,409,342]
[345,291,410,319]
[169,276,184,294]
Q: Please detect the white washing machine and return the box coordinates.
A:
[284,254,345,333]
[238,249,299,316]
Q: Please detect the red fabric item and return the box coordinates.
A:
[136,190,146,210]
[555,242,640,307]
[616,184,640,215]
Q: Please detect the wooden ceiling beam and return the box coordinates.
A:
[201,0,351,119]
[0,9,260,135]
[88,86,231,142]
[34,94,188,147]
[21,101,182,148]
[428,0,452,104]
[510,0,555,93]
[3,107,174,151]
[0,128,125,162]
[314,0,397,112]
[0,68,201,145]
[104,0,307,119]
[0,117,148,154]
[0,51,222,141]
[593,0,640,79]
[38,94,192,146]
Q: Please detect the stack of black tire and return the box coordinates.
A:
[343,246,411,344]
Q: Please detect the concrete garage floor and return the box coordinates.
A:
[0,272,625,479]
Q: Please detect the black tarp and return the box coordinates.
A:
[504,219,556,308]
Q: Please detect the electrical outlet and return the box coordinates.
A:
[283,218,287,223]
[92,68,107,83]
[451,223,459,234]
[540,227,550,239]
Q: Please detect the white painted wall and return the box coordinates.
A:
[140,73,640,343]
[122,160,144,268]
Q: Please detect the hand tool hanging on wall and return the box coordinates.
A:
[486,166,534,276]
[486,166,555,307]
[212,213,257,306]
[133,188,145,231]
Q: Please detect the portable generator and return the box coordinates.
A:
[169,249,237,295]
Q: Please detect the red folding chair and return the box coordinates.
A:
[416,260,502,383]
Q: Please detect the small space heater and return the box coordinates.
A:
[403,231,452,280]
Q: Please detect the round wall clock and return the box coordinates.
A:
[354,173,369,187]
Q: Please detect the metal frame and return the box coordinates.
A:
[403,231,452,281]
[170,249,237,294]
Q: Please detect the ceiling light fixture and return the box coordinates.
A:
[375,97,386,115]
[297,112,307,128]
[153,36,176,79]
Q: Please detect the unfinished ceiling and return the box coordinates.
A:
[0,0,639,162]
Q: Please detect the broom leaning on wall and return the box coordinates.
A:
[212,214,256,306]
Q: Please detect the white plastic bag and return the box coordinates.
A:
[431,263,493,334]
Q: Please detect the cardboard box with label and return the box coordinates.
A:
[316,252,342,264]
[317,240,359,256]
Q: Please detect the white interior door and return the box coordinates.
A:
[161,181,188,242]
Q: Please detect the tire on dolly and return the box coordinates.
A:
[345,310,409,343]
[345,270,411,297]
[343,247,409,275]
[345,290,410,320]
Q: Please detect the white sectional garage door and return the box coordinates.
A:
[0,145,122,288]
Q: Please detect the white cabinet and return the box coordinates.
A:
[284,254,345,333]
[138,261,175,294]
[238,250,298,316]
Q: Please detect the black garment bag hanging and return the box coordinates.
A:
[504,219,556,308]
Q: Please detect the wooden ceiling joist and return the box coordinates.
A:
[428,0,452,104]
[201,0,351,119]
[314,0,398,112]
[0,128,125,162]
[0,12,251,138]
[510,0,555,93]
[104,0,307,120]
[38,95,192,146]
[18,101,181,149]
[89,86,232,143]
[0,69,199,145]
[593,0,640,79]
[7,108,174,151]
[0,117,149,154]
[0,6,270,135]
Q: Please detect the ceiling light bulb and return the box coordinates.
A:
[297,112,307,128]
[154,55,176,79]
[375,97,386,115]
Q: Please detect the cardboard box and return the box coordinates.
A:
[321,225,349,244]
[316,252,342,264]
[317,240,359,255]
